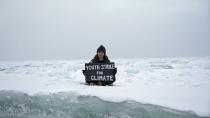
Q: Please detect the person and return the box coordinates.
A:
[90,45,110,63]
[83,45,117,86]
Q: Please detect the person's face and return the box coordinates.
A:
[97,51,105,59]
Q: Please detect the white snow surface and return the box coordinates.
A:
[0,57,210,117]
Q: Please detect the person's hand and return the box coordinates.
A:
[82,70,86,76]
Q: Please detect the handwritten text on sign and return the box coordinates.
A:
[85,63,115,81]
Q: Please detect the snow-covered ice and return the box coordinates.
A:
[0,57,210,117]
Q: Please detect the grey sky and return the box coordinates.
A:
[0,0,209,60]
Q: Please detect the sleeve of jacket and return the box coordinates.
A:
[113,68,117,75]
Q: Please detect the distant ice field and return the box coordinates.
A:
[0,57,210,117]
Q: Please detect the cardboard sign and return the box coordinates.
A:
[84,63,116,82]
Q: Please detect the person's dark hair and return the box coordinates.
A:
[91,54,110,63]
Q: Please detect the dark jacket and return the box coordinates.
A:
[90,54,110,63]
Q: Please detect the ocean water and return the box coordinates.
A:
[0,91,200,118]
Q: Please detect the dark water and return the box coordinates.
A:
[0,90,202,118]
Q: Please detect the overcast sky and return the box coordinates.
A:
[0,0,209,60]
